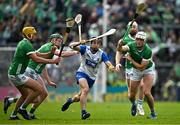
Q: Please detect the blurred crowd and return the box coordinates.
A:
[0,0,180,100]
[0,0,179,60]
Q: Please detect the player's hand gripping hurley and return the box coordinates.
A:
[123,3,147,40]
[56,17,75,65]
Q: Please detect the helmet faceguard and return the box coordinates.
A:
[135,31,147,41]
[49,33,63,40]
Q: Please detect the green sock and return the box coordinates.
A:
[11,110,18,116]
[14,97,18,102]
[21,103,28,109]
[29,107,36,114]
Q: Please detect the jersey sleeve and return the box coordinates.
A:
[37,45,44,52]
[101,52,109,63]
[127,42,132,49]
[24,42,35,55]
[79,45,86,55]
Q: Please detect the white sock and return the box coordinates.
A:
[29,113,34,116]
[8,98,14,103]
[137,99,143,106]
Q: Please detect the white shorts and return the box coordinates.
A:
[130,65,155,81]
[24,67,40,80]
[125,68,132,79]
[8,74,29,86]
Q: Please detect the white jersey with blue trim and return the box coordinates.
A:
[78,45,109,80]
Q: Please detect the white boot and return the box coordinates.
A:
[137,104,145,116]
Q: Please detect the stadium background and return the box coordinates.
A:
[0,0,180,103]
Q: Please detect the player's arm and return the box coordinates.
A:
[105,61,116,72]
[24,42,60,64]
[54,50,79,57]
[69,40,86,51]
[101,52,116,72]
[115,39,129,71]
[36,46,57,58]
[124,54,149,70]
[28,53,61,64]
[116,39,129,52]
[116,39,123,71]
[116,39,123,65]
[42,68,57,88]
[36,52,52,58]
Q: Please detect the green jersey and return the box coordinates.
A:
[28,42,54,74]
[123,34,135,69]
[127,42,153,69]
[8,38,35,75]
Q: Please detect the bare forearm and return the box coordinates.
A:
[130,59,147,70]
[42,68,51,83]
[54,50,79,57]
[61,51,79,57]
[36,52,53,59]
[115,51,122,65]
[35,58,54,64]
[30,54,54,64]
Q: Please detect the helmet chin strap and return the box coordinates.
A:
[26,34,33,40]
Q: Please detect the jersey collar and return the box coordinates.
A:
[128,34,135,40]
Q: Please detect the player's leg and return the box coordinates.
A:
[137,80,145,115]
[29,76,48,119]
[78,78,90,120]
[125,68,132,97]
[4,96,19,114]
[129,68,142,116]
[126,77,131,97]
[129,80,139,116]
[143,74,157,119]
[18,77,44,120]
[61,91,81,111]
[9,87,29,120]
[8,74,39,120]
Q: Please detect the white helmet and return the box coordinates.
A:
[135,31,147,41]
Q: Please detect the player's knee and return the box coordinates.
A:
[34,84,43,95]
[139,84,144,90]
[41,90,48,98]
[32,97,39,103]
[33,89,41,96]
[82,88,89,95]
[144,91,151,97]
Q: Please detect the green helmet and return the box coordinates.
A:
[49,33,63,40]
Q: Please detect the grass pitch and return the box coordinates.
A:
[0,101,180,124]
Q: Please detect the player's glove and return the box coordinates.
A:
[108,64,116,72]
